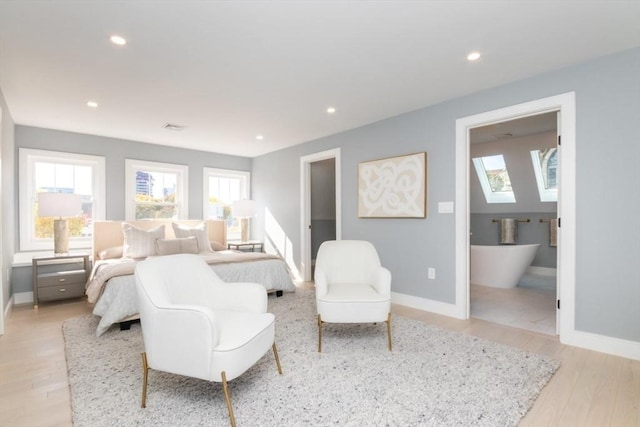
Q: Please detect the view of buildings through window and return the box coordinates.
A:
[134,170,178,219]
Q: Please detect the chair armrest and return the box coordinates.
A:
[213,282,268,313]
[314,268,328,297]
[145,304,219,380]
[370,267,391,297]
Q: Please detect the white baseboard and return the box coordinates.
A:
[562,329,640,361]
[391,292,461,319]
[392,290,640,361]
[14,291,34,305]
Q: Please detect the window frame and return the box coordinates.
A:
[125,159,189,221]
[472,155,516,204]
[203,167,251,240]
[19,148,106,251]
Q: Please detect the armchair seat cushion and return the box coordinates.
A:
[215,311,275,352]
[317,283,390,324]
[318,283,389,303]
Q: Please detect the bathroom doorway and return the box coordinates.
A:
[468,112,558,335]
[454,92,577,342]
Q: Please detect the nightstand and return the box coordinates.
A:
[227,240,264,252]
[32,254,90,308]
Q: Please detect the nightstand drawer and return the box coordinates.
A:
[37,270,87,287]
[37,282,85,301]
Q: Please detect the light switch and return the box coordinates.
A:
[438,201,454,213]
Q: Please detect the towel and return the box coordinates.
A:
[500,218,517,245]
[549,218,558,247]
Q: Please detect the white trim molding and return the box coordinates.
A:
[391,292,460,319]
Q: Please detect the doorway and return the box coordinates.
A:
[300,148,342,282]
[454,92,576,342]
[468,112,558,335]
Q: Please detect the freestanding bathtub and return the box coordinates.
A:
[470,244,540,288]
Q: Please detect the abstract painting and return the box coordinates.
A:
[358,152,427,218]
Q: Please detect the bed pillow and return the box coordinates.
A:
[98,245,123,260]
[172,223,214,253]
[155,236,199,256]
[122,223,165,258]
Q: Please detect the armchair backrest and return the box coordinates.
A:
[136,254,224,307]
[135,254,223,376]
[315,240,382,284]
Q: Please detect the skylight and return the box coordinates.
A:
[531,148,558,202]
[472,154,516,203]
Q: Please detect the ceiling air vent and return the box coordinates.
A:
[163,123,185,131]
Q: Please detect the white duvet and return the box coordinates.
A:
[89,253,296,336]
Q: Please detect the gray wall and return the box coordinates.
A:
[1,88,16,316]
[252,47,640,342]
[10,126,253,294]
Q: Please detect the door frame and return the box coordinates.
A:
[300,148,342,282]
[454,92,576,342]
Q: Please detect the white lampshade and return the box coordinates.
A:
[38,192,82,218]
[231,199,256,218]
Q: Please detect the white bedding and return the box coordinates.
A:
[89,254,296,336]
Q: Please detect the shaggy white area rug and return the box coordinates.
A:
[63,289,559,426]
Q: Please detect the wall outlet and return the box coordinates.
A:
[428,268,436,280]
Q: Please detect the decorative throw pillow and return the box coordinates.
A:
[98,245,123,260]
[210,240,226,251]
[172,223,213,253]
[122,224,165,258]
[155,236,199,256]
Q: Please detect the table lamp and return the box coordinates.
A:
[231,199,256,243]
[38,192,82,255]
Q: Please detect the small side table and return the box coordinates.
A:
[227,240,264,252]
[32,254,90,308]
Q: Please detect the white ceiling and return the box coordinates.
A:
[1,1,638,157]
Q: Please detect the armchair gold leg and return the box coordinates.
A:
[141,352,149,408]
[317,314,323,353]
[386,313,393,351]
[221,371,236,427]
[272,343,283,374]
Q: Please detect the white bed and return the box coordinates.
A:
[86,220,296,336]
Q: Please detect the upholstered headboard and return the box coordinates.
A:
[91,219,227,261]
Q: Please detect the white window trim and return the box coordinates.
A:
[203,167,250,240]
[530,150,558,202]
[125,159,189,221]
[471,157,516,203]
[19,148,106,252]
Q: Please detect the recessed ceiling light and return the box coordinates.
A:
[86,101,98,108]
[327,107,336,114]
[110,35,127,46]
[256,135,264,140]
[467,52,481,61]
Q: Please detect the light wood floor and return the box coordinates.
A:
[1,291,638,427]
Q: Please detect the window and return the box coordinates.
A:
[19,149,105,251]
[531,148,558,202]
[472,154,516,203]
[203,167,250,240]
[125,159,188,220]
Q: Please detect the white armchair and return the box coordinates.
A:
[135,254,282,427]
[314,240,392,352]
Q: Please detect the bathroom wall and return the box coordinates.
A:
[470,131,557,268]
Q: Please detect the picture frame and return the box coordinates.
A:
[358,152,427,218]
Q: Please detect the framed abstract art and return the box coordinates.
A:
[358,152,427,218]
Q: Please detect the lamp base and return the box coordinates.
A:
[53,218,70,255]
[240,217,250,243]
